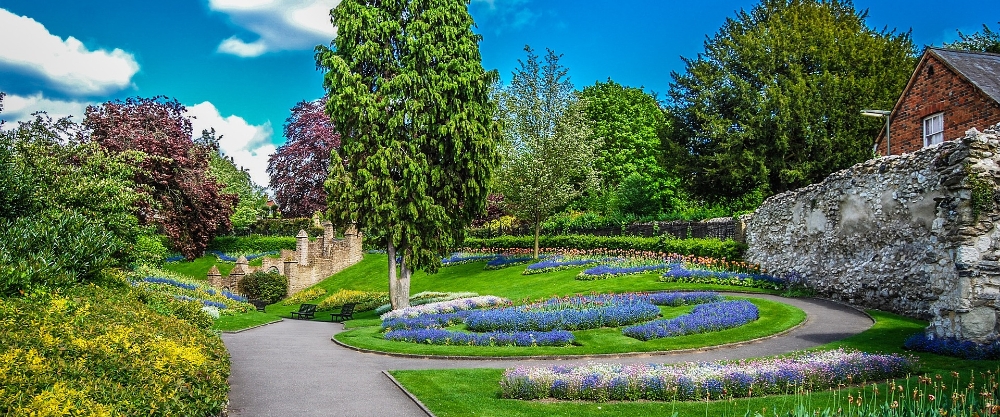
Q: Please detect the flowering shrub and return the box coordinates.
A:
[464,294,660,332]
[133,266,255,316]
[622,300,759,340]
[373,291,479,315]
[384,328,574,347]
[380,296,511,320]
[281,287,327,305]
[0,286,229,416]
[903,333,1000,360]
[500,349,918,401]
[317,289,389,312]
[523,256,603,275]
[660,264,784,290]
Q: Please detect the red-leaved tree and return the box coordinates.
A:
[84,96,237,259]
[267,99,340,218]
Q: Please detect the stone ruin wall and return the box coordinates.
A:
[745,124,1000,342]
[209,222,363,297]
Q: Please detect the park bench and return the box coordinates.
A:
[290,303,317,320]
[330,303,356,322]
[249,299,267,312]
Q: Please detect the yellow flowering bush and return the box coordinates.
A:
[317,289,389,312]
[0,285,229,416]
[282,287,327,305]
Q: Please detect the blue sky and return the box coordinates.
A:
[0,0,992,187]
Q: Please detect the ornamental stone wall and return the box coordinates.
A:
[745,124,1000,342]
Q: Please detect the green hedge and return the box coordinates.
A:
[208,235,297,254]
[0,284,229,416]
[463,235,746,260]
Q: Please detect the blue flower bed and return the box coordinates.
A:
[381,312,469,331]
[622,300,759,341]
[163,254,185,262]
[207,250,278,262]
[578,263,673,280]
[523,257,603,275]
[660,264,785,290]
[903,333,1000,360]
[464,294,660,332]
[174,295,228,310]
[384,328,574,347]
[441,252,498,266]
[143,276,198,291]
[222,290,247,302]
[485,255,538,270]
[647,291,723,306]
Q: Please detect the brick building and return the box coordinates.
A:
[875,48,1000,156]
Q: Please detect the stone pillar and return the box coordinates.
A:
[207,266,222,289]
[296,229,309,266]
[228,264,245,292]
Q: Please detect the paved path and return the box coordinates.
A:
[222,294,872,417]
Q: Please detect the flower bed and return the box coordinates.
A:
[464,294,660,332]
[441,252,498,266]
[500,349,919,401]
[903,333,1000,360]
[380,296,511,320]
[207,250,278,262]
[374,291,479,315]
[659,264,785,290]
[578,263,673,280]
[523,256,604,275]
[486,254,540,270]
[281,287,327,305]
[622,300,759,341]
[133,267,254,315]
[317,289,389,312]
[384,328,574,347]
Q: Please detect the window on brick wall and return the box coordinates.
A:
[923,113,944,147]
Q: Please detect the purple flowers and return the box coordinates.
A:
[660,264,785,290]
[207,250,278,262]
[523,256,603,275]
[622,300,759,341]
[500,349,919,401]
[440,252,498,266]
[143,276,198,291]
[384,328,574,347]
[578,263,672,280]
[904,333,1000,360]
[465,294,661,332]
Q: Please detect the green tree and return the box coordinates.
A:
[945,22,1000,53]
[317,0,500,309]
[579,79,681,217]
[200,129,268,231]
[495,47,600,258]
[668,0,915,204]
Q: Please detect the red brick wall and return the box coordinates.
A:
[878,54,1000,155]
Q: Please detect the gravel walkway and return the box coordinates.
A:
[222,294,872,417]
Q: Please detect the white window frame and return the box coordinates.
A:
[923,112,944,147]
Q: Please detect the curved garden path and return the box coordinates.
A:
[222,294,873,417]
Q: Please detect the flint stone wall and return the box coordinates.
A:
[745,125,1000,342]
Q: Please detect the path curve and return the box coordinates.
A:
[222,295,872,417]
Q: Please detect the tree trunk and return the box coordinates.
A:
[397,256,412,309]
[387,241,402,310]
[533,218,541,259]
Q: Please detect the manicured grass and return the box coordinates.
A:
[213,310,281,332]
[389,310,1000,417]
[162,255,267,280]
[334,297,802,357]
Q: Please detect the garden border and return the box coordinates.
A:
[328,293,860,360]
[221,318,284,334]
[382,371,435,417]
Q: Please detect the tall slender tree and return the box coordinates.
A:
[668,0,915,204]
[494,47,600,258]
[318,0,500,309]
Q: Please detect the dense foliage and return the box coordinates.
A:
[84,96,237,259]
[238,270,289,304]
[668,0,915,205]
[318,0,500,308]
[267,99,340,218]
[203,129,268,230]
[463,235,746,259]
[494,47,600,258]
[945,21,1000,53]
[0,109,150,295]
[247,217,324,237]
[0,285,229,416]
[208,235,297,254]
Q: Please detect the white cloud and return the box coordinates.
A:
[0,8,139,96]
[187,101,275,188]
[0,92,93,125]
[209,0,340,57]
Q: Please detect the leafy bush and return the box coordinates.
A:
[282,287,328,305]
[245,218,325,237]
[464,235,745,259]
[209,235,296,254]
[317,289,389,312]
[238,270,289,304]
[134,288,215,330]
[0,285,229,416]
[133,266,255,315]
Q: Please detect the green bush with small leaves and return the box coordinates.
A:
[464,234,745,259]
[238,270,289,304]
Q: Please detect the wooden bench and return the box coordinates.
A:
[290,303,317,320]
[330,303,356,322]
[249,299,267,312]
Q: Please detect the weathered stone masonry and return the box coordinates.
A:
[745,125,1000,342]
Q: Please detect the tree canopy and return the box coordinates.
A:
[945,22,1000,54]
[668,0,916,205]
[494,47,600,257]
[202,128,268,230]
[318,0,500,308]
[267,99,340,218]
[84,96,237,260]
